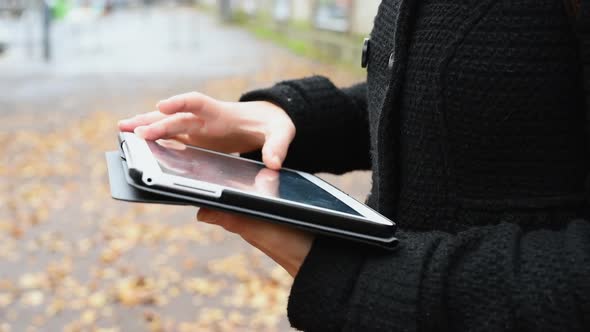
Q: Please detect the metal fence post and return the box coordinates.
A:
[42,0,51,61]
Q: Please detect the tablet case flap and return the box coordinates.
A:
[105,151,398,249]
[105,151,188,205]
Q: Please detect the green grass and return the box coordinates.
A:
[194,2,214,13]
[249,24,317,58]
[209,9,365,74]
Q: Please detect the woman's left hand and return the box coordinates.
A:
[198,167,314,277]
[197,208,314,277]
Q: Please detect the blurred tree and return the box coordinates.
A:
[51,0,70,19]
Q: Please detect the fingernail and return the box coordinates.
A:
[272,156,281,167]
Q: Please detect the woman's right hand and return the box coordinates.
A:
[118,92,312,277]
[117,92,295,170]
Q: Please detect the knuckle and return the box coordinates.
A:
[220,217,246,234]
[176,114,195,132]
[187,91,201,99]
[221,222,238,233]
[153,123,167,137]
[187,92,204,106]
[282,122,296,139]
[133,113,147,121]
[198,209,217,222]
[178,113,195,125]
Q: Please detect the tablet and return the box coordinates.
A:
[116,132,397,248]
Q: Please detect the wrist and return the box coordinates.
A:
[251,228,313,278]
[283,232,314,277]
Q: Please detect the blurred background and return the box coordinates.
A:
[0,0,377,331]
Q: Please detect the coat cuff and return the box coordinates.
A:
[239,76,338,134]
[287,232,447,331]
[240,82,310,133]
[287,237,365,331]
[343,231,443,331]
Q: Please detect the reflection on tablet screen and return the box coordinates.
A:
[147,140,361,216]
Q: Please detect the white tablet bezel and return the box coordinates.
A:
[120,132,393,226]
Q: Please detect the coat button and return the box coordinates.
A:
[388,52,395,70]
[361,37,370,68]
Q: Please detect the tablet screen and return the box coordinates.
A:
[147,140,361,216]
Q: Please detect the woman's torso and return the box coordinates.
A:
[366,0,589,231]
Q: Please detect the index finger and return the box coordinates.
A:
[118,111,166,132]
[157,92,217,118]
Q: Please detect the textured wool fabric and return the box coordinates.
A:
[241,0,590,331]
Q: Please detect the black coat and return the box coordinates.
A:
[242,0,590,330]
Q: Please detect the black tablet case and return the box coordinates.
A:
[106,151,398,249]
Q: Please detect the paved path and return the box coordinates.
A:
[1,6,270,117]
[0,5,370,331]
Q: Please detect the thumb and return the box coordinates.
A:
[261,129,293,170]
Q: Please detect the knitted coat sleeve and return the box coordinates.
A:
[239,76,371,174]
[288,221,590,331]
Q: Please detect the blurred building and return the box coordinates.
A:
[203,0,380,35]
[0,0,29,17]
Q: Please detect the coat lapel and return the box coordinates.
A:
[368,0,420,217]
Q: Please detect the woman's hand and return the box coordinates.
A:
[118,92,295,169]
[197,208,313,277]
[198,168,312,277]
[118,92,314,277]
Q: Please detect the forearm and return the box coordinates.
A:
[240,76,371,174]
[288,220,590,331]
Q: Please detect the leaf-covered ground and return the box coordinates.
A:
[0,25,370,331]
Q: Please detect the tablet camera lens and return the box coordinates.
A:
[147,178,152,183]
